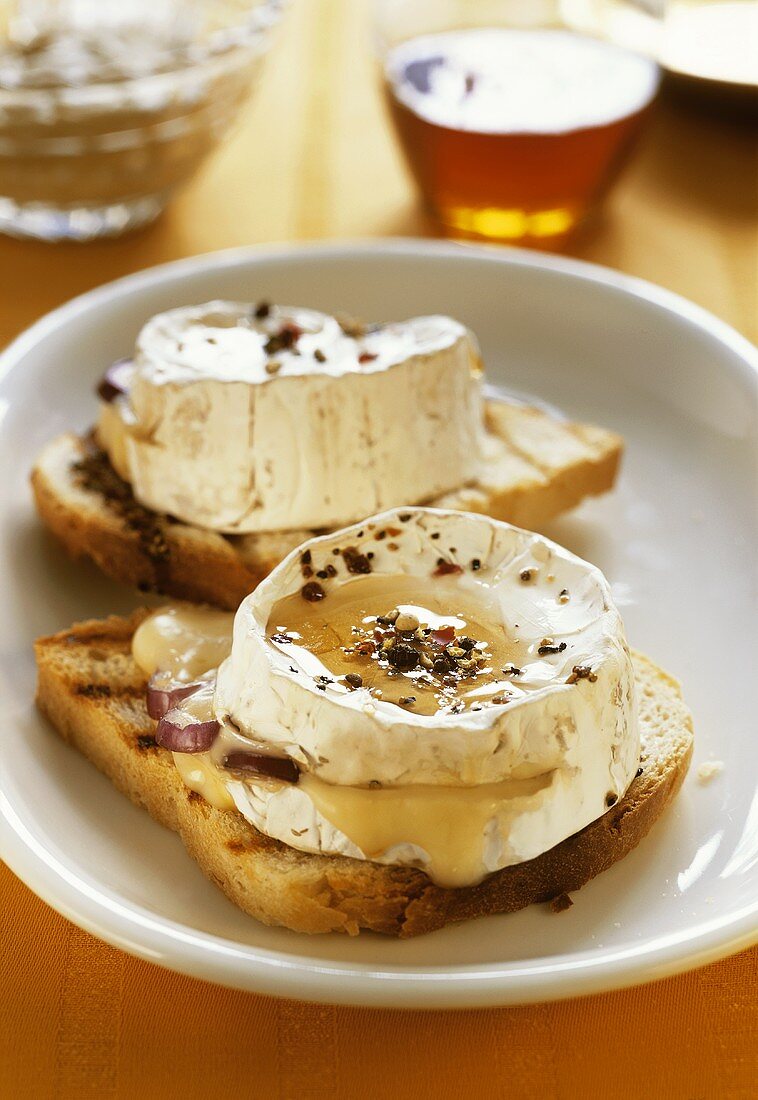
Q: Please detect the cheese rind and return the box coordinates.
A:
[215,508,638,788]
[98,302,485,533]
[209,508,639,884]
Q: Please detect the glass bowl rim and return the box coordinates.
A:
[0,0,286,94]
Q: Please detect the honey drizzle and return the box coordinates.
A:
[268,574,526,715]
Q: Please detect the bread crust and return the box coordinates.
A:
[34,612,693,937]
[31,400,622,609]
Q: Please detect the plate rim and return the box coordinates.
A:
[1,237,756,388]
[2,794,758,1008]
[1,238,756,1008]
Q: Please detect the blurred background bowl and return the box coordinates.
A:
[0,0,286,241]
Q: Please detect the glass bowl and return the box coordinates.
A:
[0,0,285,241]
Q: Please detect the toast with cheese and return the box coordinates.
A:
[31,400,623,609]
[34,611,693,938]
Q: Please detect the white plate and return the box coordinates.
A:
[0,241,756,1008]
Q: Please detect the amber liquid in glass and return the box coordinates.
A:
[384,28,659,246]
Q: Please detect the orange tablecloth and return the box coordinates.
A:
[1,2,756,1096]
[1,861,755,1100]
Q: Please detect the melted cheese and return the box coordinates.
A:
[299,772,552,887]
[172,751,236,811]
[132,606,234,680]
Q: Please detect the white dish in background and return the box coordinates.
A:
[0,240,755,1008]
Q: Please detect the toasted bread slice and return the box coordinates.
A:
[34,611,692,938]
[31,400,622,609]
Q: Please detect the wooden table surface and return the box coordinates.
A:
[1,2,756,1098]
[0,0,754,347]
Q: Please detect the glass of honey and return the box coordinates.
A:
[375,0,662,247]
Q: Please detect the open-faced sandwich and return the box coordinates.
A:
[35,507,693,936]
[32,301,622,608]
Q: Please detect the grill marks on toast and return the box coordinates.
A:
[34,613,693,937]
[74,682,145,700]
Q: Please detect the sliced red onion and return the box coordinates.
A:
[223,751,299,784]
[156,707,220,753]
[96,358,133,403]
[146,671,210,720]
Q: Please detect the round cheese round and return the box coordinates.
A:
[97,301,485,532]
[210,508,639,886]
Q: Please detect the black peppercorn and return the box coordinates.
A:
[301,581,325,602]
[386,644,419,671]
